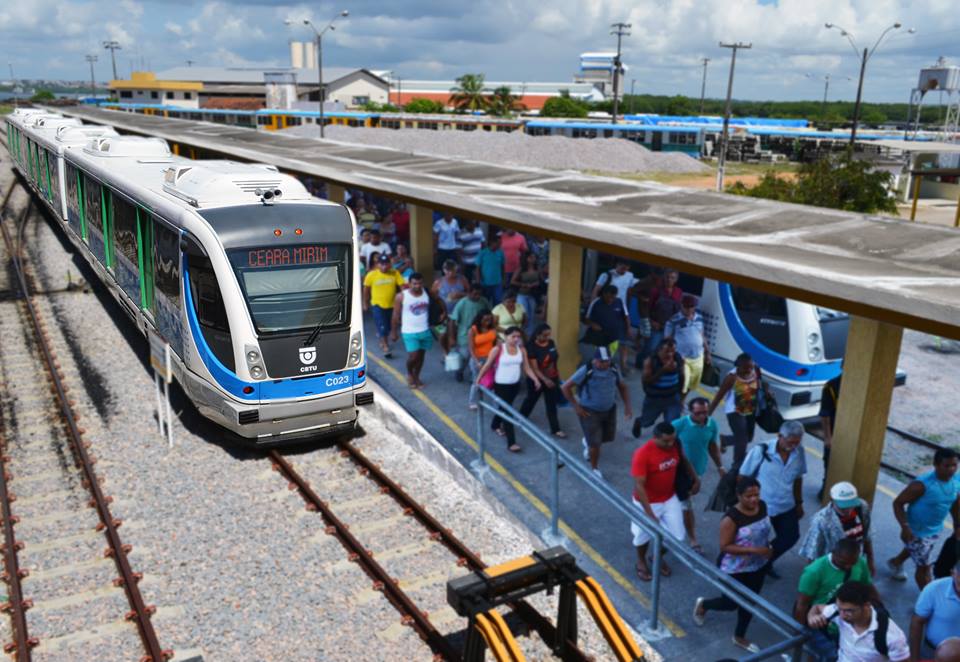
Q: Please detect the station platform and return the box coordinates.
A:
[362,315,955,661]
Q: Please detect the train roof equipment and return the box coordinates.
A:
[161,161,313,208]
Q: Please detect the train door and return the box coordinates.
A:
[651,131,663,151]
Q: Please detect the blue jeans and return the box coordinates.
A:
[371,305,392,339]
[482,284,503,307]
[517,293,538,336]
[635,394,682,434]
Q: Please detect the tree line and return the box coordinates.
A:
[366,74,948,126]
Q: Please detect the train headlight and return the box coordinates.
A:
[808,347,822,361]
[349,351,360,365]
[350,333,362,351]
[251,365,265,379]
[807,332,820,346]
[247,350,260,364]
[348,332,363,366]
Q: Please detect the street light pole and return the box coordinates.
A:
[825,21,912,147]
[629,79,636,115]
[102,40,121,80]
[716,42,751,192]
[610,22,631,124]
[699,57,710,114]
[85,54,98,99]
[821,74,831,118]
[8,63,17,108]
[287,10,348,139]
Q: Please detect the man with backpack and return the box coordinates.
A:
[797,539,875,661]
[799,482,877,578]
[561,346,633,480]
[740,420,807,577]
[807,580,909,662]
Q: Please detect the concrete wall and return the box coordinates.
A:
[117,88,199,108]
[326,78,388,108]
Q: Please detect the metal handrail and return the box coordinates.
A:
[475,385,812,658]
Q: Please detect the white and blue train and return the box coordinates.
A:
[5,107,372,445]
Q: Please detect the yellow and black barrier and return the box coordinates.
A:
[447,546,642,662]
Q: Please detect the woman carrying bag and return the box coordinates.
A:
[707,353,773,469]
[476,326,540,453]
[518,323,565,438]
[693,475,774,654]
[467,310,497,411]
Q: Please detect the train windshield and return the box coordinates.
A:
[229,244,350,334]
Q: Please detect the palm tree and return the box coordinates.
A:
[449,73,489,113]
[488,86,525,117]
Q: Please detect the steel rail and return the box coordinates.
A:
[804,423,950,481]
[337,441,590,661]
[0,181,168,662]
[268,449,460,661]
[0,207,33,662]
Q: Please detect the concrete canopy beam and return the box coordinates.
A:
[823,316,903,505]
[547,239,584,379]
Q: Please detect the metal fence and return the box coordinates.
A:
[474,385,813,661]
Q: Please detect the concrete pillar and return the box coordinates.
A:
[409,204,435,286]
[824,316,903,506]
[547,239,584,379]
[327,183,345,204]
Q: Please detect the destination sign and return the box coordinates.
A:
[244,245,330,268]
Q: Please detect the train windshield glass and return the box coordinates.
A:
[229,244,349,334]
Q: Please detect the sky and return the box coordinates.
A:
[1,0,958,104]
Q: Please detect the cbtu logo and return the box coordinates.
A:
[299,346,317,365]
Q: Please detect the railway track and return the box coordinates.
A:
[269,442,592,662]
[805,423,953,480]
[0,186,169,661]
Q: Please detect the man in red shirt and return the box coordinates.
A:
[499,228,528,282]
[631,421,699,581]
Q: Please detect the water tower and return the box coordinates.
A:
[906,57,960,141]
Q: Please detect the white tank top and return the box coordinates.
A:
[494,345,523,384]
[401,289,430,335]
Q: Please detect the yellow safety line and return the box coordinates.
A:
[368,352,686,638]
[487,609,526,662]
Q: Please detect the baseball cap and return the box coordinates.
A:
[593,346,611,362]
[377,253,390,263]
[830,482,859,509]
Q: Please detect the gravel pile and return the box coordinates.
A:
[3,161,655,660]
[284,124,709,175]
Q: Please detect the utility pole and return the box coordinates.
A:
[8,63,17,108]
[609,22,631,124]
[85,54,98,99]
[849,48,867,146]
[715,42,751,192]
[286,10,348,140]
[102,40,121,80]
[629,79,636,115]
[699,58,710,114]
[821,74,831,119]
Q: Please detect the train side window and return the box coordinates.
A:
[101,187,114,269]
[187,252,234,371]
[112,193,140,300]
[730,286,789,356]
[65,163,80,235]
[153,220,181,310]
[48,150,59,208]
[84,174,104,261]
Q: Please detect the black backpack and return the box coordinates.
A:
[825,601,890,657]
[708,441,772,512]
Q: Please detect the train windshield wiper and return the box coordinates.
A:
[304,290,347,347]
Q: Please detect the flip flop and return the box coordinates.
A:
[659,562,672,577]
[508,445,522,453]
[635,564,652,582]
[495,427,507,437]
[690,542,704,555]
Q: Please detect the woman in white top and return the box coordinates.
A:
[476,326,540,453]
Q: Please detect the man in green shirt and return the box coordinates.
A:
[794,538,874,660]
[449,284,490,382]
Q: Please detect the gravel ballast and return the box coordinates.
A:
[284,124,709,175]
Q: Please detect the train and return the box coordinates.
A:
[5,107,373,446]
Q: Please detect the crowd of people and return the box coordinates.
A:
[347,190,960,662]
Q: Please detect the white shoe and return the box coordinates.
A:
[887,558,907,581]
[591,468,604,480]
[692,597,706,626]
[582,438,589,461]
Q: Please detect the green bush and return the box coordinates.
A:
[403,98,446,114]
[30,89,55,102]
[541,95,589,118]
